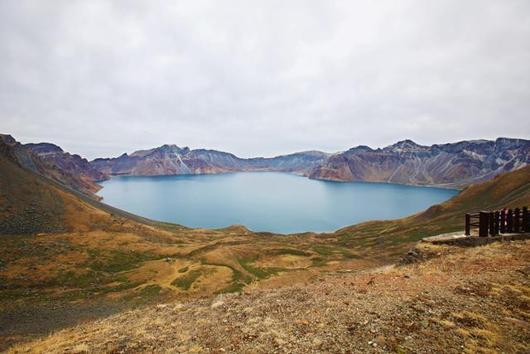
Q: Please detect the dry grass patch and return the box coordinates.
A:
[178,265,233,294]
[254,254,312,269]
[126,258,191,287]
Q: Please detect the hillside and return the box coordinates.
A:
[332,165,530,257]
[10,240,530,353]
[24,142,108,193]
[1,135,529,351]
[309,138,530,188]
[0,135,105,200]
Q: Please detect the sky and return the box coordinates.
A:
[1,1,530,160]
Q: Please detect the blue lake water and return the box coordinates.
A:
[98,172,458,234]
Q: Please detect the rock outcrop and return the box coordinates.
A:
[308,138,530,188]
[25,142,108,185]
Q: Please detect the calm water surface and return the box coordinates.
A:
[98,172,457,233]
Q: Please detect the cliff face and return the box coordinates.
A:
[25,143,108,184]
[91,145,240,176]
[308,138,530,188]
[91,145,329,176]
[0,135,105,199]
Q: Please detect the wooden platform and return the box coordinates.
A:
[422,232,530,246]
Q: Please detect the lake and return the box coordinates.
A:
[98,172,458,233]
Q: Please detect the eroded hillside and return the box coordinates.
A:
[309,138,530,188]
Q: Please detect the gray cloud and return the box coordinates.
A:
[1,0,529,159]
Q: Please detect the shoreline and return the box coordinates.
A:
[97,170,462,191]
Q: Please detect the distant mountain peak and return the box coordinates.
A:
[24,142,64,154]
[129,144,191,158]
[157,144,190,154]
[384,139,426,152]
[0,134,17,146]
[347,145,373,153]
[495,137,529,146]
[393,139,420,146]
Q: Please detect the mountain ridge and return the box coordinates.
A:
[91,145,330,177]
[8,134,529,196]
[90,137,529,189]
[309,137,529,188]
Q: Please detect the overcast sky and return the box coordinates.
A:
[1,1,529,159]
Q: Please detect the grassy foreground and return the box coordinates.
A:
[9,240,530,353]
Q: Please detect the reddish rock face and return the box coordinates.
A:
[25,143,108,183]
[2,136,107,199]
[90,146,329,177]
[309,138,530,188]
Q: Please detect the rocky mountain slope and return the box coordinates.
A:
[4,134,527,194]
[91,145,328,176]
[334,164,530,254]
[25,142,108,190]
[90,138,529,189]
[0,135,106,200]
[0,135,150,234]
[309,138,530,188]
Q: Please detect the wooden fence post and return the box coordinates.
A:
[500,209,506,233]
[507,209,514,233]
[523,207,530,232]
[514,208,520,233]
[465,214,471,236]
[494,211,500,235]
[479,212,489,237]
[489,212,495,236]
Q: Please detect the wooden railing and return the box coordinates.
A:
[465,207,529,237]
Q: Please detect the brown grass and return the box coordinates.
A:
[9,240,530,353]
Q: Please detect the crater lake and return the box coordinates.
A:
[98,172,458,233]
